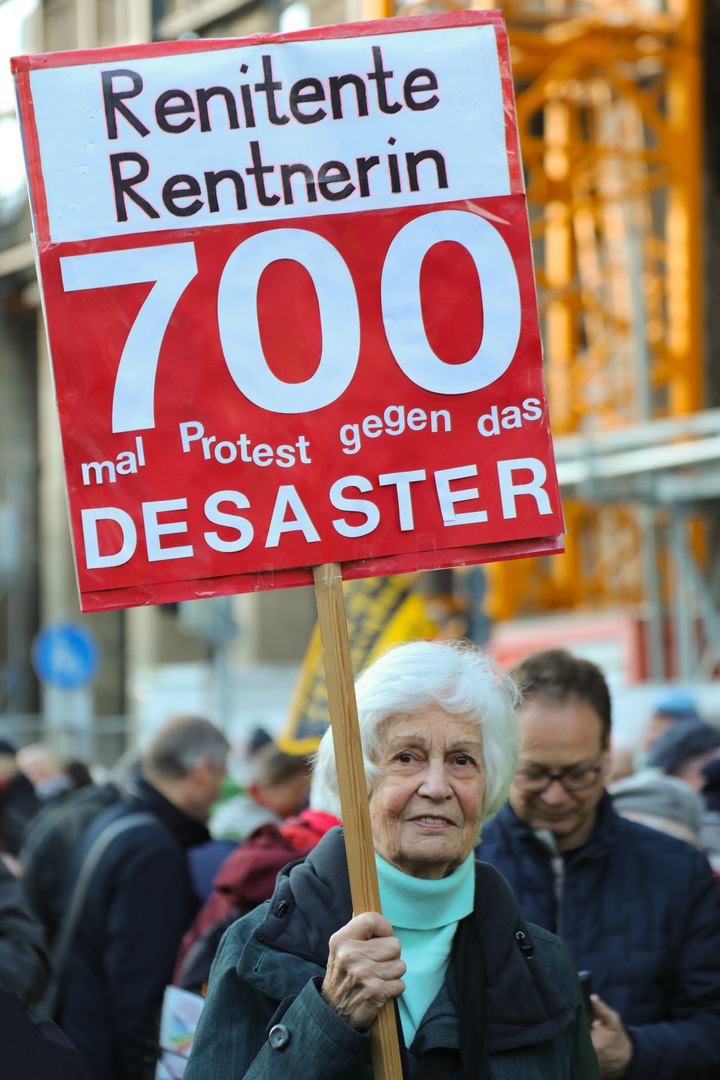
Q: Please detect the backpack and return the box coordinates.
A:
[19,784,121,946]
[36,809,156,1020]
[176,909,243,995]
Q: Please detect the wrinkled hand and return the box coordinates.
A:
[321,912,406,1032]
[590,995,634,1079]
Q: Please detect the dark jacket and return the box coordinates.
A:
[0,983,95,1080]
[0,859,50,1004]
[0,772,40,855]
[58,776,209,1080]
[185,827,598,1080]
[479,793,720,1080]
[187,837,239,904]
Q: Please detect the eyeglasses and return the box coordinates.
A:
[513,763,604,793]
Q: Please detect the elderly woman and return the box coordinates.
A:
[185,641,597,1079]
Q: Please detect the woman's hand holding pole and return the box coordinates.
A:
[322,912,406,1032]
[313,562,404,1080]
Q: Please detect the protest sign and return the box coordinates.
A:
[14,15,565,1076]
[13,11,563,614]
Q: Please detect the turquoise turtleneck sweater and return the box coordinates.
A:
[375,852,475,1046]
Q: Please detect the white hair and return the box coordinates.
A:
[314,639,521,827]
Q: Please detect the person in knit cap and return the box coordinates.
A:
[640,690,700,751]
[699,757,720,875]
[646,720,720,792]
[609,770,704,847]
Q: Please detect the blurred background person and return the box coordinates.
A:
[209,729,312,841]
[640,691,701,752]
[609,770,705,848]
[701,757,720,874]
[19,747,141,947]
[605,744,635,787]
[56,716,229,1080]
[17,743,78,805]
[175,771,340,995]
[64,759,93,791]
[0,856,49,1006]
[0,740,39,856]
[646,719,720,792]
[187,728,313,906]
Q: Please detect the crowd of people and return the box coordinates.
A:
[0,642,719,1079]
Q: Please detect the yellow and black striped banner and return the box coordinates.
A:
[277,574,437,755]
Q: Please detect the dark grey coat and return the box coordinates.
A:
[0,858,49,1004]
[185,827,598,1080]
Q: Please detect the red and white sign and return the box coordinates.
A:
[13,11,564,612]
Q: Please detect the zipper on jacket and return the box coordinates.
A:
[515,931,534,960]
[533,830,566,939]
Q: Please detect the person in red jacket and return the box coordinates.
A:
[175,802,340,993]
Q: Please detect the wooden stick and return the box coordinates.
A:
[313,563,404,1080]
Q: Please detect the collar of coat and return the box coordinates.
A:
[124,775,210,850]
[494,791,618,864]
[240,826,574,1054]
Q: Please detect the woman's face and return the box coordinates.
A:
[369,706,486,880]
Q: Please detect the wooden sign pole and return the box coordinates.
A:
[313,563,404,1080]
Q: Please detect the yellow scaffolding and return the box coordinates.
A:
[383,0,704,621]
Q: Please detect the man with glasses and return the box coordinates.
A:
[479,648,720,1080]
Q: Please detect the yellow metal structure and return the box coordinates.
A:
[373,0,704,621]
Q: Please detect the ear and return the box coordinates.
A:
[188,755,212,783]
[599,744,613,784]
[247,781,269,809]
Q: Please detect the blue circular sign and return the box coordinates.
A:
[32,622,100,690]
